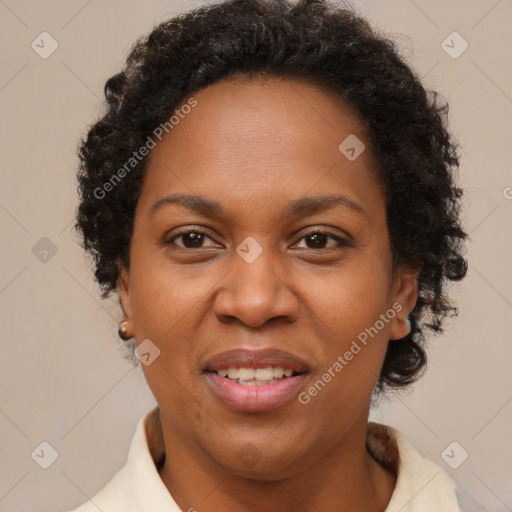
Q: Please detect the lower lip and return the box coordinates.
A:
[205,371,307,412]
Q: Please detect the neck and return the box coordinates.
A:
[157,412,396,512]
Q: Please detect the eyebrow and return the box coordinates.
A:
[149,193,367,220]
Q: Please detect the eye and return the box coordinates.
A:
[165,229,220,249]
[164,227,351,251]
[294,229,350,250]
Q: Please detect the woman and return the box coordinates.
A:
[68,0,483,510]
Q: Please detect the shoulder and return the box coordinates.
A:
[63,407,164,512]
[367,421,486,511]
[62,451,138,512]
[455,485,488,512]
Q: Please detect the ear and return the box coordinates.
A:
[389,267,419,340]
[118,263,132,321]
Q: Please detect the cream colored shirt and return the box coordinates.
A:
[65,407,485,512]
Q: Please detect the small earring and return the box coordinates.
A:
[118,320,131,341]
[405,316,411,333]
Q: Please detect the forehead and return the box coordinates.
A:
[148,74,370,157]
[138,75,382,219]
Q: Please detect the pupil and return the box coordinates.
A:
[183,232,203,248]
[308,233,327,248]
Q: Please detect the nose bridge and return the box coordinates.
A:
[213,236,298,327]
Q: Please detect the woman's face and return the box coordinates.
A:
[119,75,417,478]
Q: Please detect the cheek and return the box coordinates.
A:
[129,249,207,336]
[298,258,392,400]
[303,255,391,334]
[129,256,201,419]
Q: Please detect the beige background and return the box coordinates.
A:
[0,0,510,511]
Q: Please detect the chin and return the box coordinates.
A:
[208,442,309,481]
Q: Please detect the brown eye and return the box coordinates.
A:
[303,233,330,249]
[295,229,350,250]
[166,229,218,249]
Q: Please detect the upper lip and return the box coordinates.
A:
[203,348,309,373]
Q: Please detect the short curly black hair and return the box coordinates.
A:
[74,0,467,394]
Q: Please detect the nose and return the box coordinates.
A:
[213,245,300,328]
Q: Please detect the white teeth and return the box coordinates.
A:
[238,368,255,381]
[216,366,296,381]
[273,367,285,379]
[227,367,238,379]
[255,367,274,380]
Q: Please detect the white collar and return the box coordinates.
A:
[69,406,467,511]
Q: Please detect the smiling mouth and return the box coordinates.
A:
[202,347,310,411]
[206,366,303,386]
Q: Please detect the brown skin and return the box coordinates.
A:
[118,75,418,511]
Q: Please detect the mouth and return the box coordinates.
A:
[203,348,309,412]
[207,366,302,386]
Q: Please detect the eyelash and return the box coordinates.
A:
[164,227,351,251]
